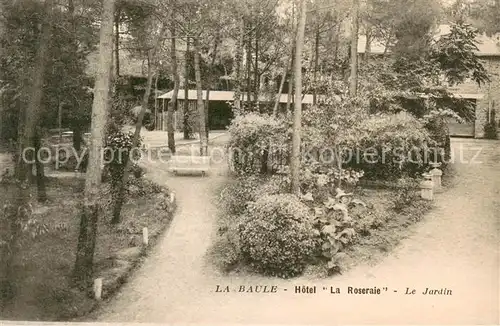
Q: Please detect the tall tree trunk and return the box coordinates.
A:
[72,119,82,152]
[111,26,165,225]
[286,80,293,113]
[273,57,290,116]
[233,20,244,112]
[286,9,297,114]
[114,8,120,77]
[286,45,295,113]
[334,23,341,63]
[168,25,179,154]
[205,33,220,139]
[364,26,372,63]
[73,0,115,289]
[349,0,359,97]
[383,30,392,55]
[194,37,208,156]
[273,25,297,116]
[246,25,252,110]
[290,0,306,195]
[34,127,47,202]
[2,0,53,299]
[154,74,158,129]
[68,0,83,153]
[183,38,191,139]
[253,30,259,105]
[313,25,320,105]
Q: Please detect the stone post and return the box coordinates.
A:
[142,227,149,246]
[93,278,103,300]
[420,173,434,200]
[429,162,443,189]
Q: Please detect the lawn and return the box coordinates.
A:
[0,175,175,321]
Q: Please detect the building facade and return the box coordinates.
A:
[358,25,500,138]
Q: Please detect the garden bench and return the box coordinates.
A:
[167,155,211,176]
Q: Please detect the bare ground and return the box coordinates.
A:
[88,138,499,325]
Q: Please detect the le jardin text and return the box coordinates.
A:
[215,285,453,296]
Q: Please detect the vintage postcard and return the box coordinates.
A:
[0,0,498,324]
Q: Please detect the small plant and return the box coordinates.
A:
[311,191,363,274]
[392,177,420,212]
[126,177,163,198]
[484,108,498,140]
[298,161,364,203]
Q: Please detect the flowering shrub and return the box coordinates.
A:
[343,113,435,180]
[297,161,364,203]
[227,113,289,175]
[217,176,262,217]
[103,130,143,181]
[218,175,287,219]
[302,94,368,150]
[102,129,144,212]
[238,194,316,278]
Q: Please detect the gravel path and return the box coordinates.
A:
[90,138,499,324]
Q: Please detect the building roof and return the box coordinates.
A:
[358,24,500,56]
[157,90,323,104]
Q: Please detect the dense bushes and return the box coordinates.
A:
[343,113,436,180]
[211,172,414,277]
[227,113,289,175]
[212,166,374,277]
[213,100,439,278]
[217,176,262,217]
[239,194,316,278]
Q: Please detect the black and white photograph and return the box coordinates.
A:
[0,0,498,324]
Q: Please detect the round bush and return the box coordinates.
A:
[239,194,316,278]
[218,176,262,216]
[227,112,289,175]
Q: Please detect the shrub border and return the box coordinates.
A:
[68,180,178,321]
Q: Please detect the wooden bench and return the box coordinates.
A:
[167,155,211,176]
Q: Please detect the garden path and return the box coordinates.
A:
[90,138,499,324]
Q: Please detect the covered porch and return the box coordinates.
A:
[156,90,318,131]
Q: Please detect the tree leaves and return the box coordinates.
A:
[431,22,490,87]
